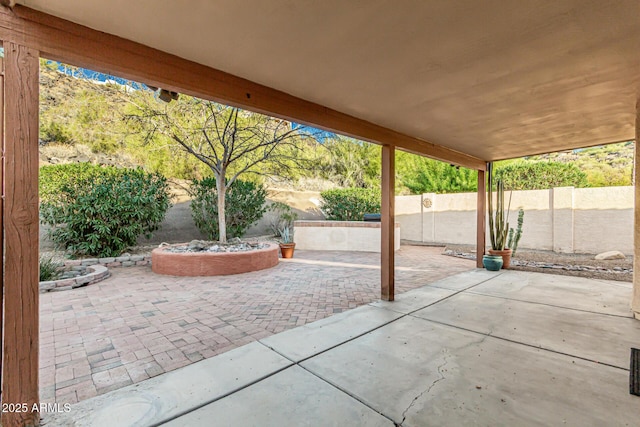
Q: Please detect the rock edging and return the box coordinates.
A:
[63,254,152,268]
[40,265,110,293]
[443,249,633,274]
[39,254,152,293]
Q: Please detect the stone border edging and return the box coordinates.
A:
[40,265,110,293]
[443,249,633,274]
[39,254,152,293]
[64,254,152,268]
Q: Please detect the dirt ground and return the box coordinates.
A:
[443,244,632,282]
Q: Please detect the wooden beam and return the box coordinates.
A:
[381,144,395,301]
[0,56,4,394]
[2,42,39,427]
[476,167,486,268]
[0,5,486,170]
[633,99,640,320]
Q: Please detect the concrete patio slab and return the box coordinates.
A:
[413,292,640,368]
[425,268,503,291]
[260,304,403,362]
[162,365,394,427]
[468,270,633,316]
[369,286,458,314]
[45,342,292,427]
[44,269,640,426]
[301,316,637,426]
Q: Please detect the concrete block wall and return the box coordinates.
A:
[294,221,401,252]
[396,186,634,254]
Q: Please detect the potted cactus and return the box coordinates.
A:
[278,226,296,258]
[487,177,513,268]
[486,174,525,269]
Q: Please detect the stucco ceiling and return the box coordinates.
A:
[17,0,640,161]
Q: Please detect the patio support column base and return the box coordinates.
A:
[633,99,640,319]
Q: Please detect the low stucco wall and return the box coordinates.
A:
[396,186,634,254]
[294,221,401,252]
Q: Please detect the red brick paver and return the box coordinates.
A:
[39,246,473,404]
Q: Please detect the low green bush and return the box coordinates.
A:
[40,163,118,203]
[40,163,171,257]
[190,178,267,240]
[320,188,381,221]
[494,161,588,190]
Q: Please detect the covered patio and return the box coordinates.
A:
[39,246,474,405]
[0,1,638,426]
[46,269,640,426]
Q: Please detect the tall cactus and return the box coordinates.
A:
[507,209,524,255]
[488,178,512,251]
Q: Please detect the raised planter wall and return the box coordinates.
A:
[293,221,401,252]
[152,243,279,276]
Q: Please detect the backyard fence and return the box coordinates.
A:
[396,186,634,255]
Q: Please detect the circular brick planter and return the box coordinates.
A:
[151,242,279,276]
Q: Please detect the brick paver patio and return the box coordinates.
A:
[39,245,474,404]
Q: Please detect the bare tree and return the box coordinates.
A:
[129,95,316,242]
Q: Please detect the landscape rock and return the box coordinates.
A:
[594,251,626,260]
[187,240,208,250]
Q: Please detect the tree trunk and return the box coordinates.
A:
[216,174,227,243]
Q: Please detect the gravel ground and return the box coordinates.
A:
[444,244,633,282]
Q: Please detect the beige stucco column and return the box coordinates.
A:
[633,99,640,319]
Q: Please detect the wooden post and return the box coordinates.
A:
[2,42,40,427]
[633,100,640,319]
[0,55,4,393]
[381,144,395,301]
[476,167,486,268]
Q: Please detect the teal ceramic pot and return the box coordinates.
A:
[482,255,503,271]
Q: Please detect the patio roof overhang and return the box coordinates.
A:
[8,0,640,163]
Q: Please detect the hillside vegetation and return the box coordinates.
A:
[39,62,635,193]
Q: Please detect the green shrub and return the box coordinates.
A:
[40,163,171,257]
[397,152,478,194]
[494,161,588,190]
[40,163,119,203]
[39,256,63,282]
[320,188,381,221]
[190,178,267,240]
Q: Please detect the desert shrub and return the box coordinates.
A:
[320,188,381,221]
[190,178,267,240]
[39,255,63,282]
[397,151,478,194]
[494,161,588,190]
[40,163,171,257]
[265,201,298,237]
[40,163,118,203]
[40,121,72,145]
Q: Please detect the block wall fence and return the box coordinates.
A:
[395,186,634,255]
